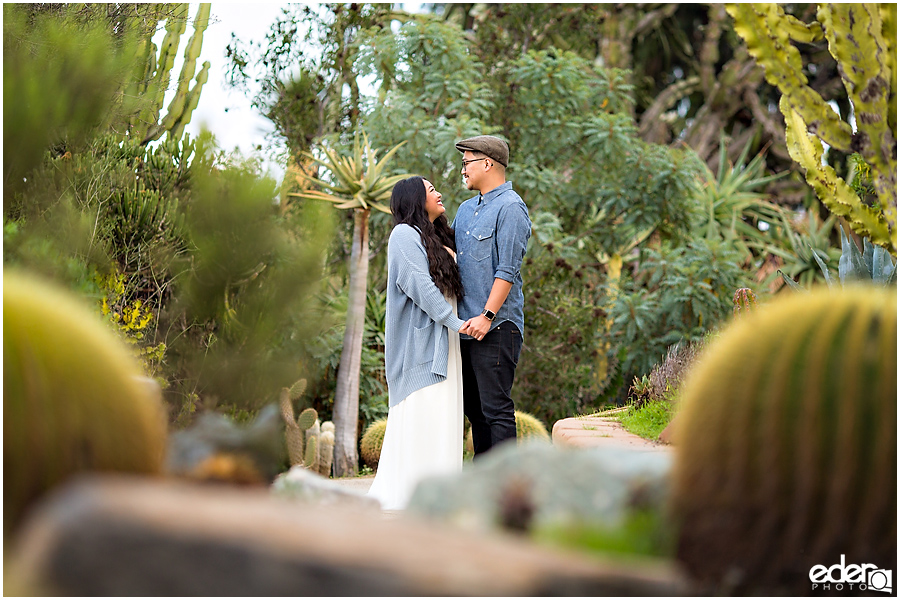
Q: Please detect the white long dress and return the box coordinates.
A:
[367,294,464,511]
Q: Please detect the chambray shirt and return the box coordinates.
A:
[452,181,532,340]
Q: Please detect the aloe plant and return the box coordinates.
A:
[289,132,406,477]
[693,137,787,262]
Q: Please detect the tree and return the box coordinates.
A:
[290,132,406,477]
[433,3,854,205]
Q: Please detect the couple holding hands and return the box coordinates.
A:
[367,135,532,510]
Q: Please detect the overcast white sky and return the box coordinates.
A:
[156,3,424,182]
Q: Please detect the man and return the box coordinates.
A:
[452,135,532,456]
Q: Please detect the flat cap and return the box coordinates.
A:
[455,135,509,168]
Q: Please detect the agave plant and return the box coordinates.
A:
[780,224,897,291]
[764,206,840,290]
[288,131,406,477]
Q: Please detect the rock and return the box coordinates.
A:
[165,405,286,483]
[658,417,676,444]
[10,475,692,596]
[271,465,381,509]
[407,440,672,533]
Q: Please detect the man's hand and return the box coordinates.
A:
[465,314,492,340]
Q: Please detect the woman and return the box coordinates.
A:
[367,176,469,510]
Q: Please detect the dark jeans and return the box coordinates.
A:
[460,321,523,456]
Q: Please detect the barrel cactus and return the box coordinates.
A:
[514,411,551,441]
[360,418,387,470]
[670,287,897,594]
[465,410,551,454]
[3,270,168,533]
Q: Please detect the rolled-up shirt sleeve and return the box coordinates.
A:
[494,203,532,283]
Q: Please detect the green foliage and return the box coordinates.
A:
[727,3,896,254]
[303,284,390,431]
[515,248,606,425]
[672,287,897,594]
[168,159,331,414]
[618,400,675,441]
[3,5,138,210]
[607,238,751,390]
[4,270,168,534]
[693,138,787,259]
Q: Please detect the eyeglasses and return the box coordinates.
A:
[461,157,489,170]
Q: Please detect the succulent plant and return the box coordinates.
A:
[781,226,897,291]
[732,287,758,316]
[670,286,897,594]
[646,338,708,404]
[360,418,388,470]
[316,423,335,476]
[3,270,168,533]
[279,380,322,470]
[465,410,551,455]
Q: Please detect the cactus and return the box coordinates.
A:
[360,418,388,470]
[726,4,897,254]
[514,411,551,442]
[731,287,758,317]
[279,380,322,470]
[316,422,335,476]
[3,270,168,533]
[127,3,212,144]
[465,411,551,454]
[670,287,897,594]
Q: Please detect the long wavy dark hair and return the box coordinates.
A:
[390,176,464,299]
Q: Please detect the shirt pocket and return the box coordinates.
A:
[411,324,431,365]
[470,224,495,261]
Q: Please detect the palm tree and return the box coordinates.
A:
[290,132,406,477]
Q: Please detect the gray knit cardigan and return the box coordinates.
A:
[385,224,466,407]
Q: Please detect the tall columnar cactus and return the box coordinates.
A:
[317,422,335,476]
[670,287,897,594]
[726,4,897,255]
[4,270,168,533]
[279,380,321,470]
[127,3,212,144]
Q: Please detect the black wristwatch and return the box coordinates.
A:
[481,309,496,321]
